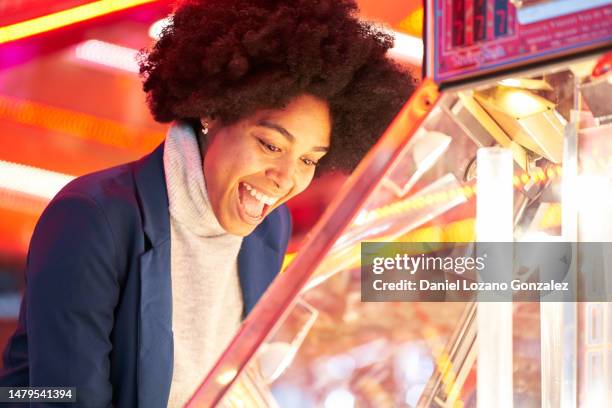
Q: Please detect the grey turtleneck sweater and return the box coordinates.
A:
[163,122,244,407]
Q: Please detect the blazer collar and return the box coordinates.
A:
[132,143,171,247]
[132,141,284,314]
[238,221,281,315]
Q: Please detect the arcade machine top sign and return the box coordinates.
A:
[426,0,612,84]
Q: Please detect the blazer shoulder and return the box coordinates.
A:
[49,157,149,250]
[56,161,136,206]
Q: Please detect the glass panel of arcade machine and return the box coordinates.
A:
[213,53,612,408]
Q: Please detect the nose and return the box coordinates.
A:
[265,160,295,193]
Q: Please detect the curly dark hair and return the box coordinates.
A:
[139,0,417,173]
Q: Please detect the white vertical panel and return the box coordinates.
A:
[476,147,513,408]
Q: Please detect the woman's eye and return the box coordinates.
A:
[302,158,318,167]
[258,139,281,153]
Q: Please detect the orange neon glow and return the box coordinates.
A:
[0,0,159,44]
[0,188,48,216]
[0,207,39,256]
[0,95,164,153]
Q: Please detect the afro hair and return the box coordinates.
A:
[139,0,417,173]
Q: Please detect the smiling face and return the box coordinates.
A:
[201,94,332,236]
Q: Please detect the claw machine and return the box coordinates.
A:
[187,1,612,406]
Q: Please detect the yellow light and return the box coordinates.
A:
[398,7,424,37]
[489,87,553,117]
[281,252,296,272]
[423,327,437,338]
[521,173,530,184]
[597,158,607,168]
[0,0,159,44]
[539,203,562,229]
[216,368,238,386]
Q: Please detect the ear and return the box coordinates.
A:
[199,117,210,135]
[199,116,221,135]
[198,116,221,156]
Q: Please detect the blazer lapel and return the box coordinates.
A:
[132,143,173,407]
[238,238,281,316]
[138,241,173,407]
[238,210,287,315]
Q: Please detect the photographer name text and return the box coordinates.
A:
[372,279,569,292]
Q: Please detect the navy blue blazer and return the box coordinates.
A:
[0,143,291,407]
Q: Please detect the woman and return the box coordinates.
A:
[0,0,415,406]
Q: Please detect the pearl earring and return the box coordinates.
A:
[202,121,209,135]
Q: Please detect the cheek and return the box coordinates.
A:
[204,141,261,188]
[203,147,220,180]
[288,171,316,199]
[203,144,232,203]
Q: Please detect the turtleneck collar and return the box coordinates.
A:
[163,121,234,238]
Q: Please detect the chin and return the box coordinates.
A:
[232,225,257,237]
[219,218,256,237]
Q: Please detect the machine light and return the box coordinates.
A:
[0,0,159,44]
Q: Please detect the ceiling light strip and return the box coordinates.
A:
[389,30,424,65]
[75,39,140,73]
[0,160,75,200]
[0,0,159,44]
[148,16,172,40]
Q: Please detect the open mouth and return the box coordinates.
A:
[237,182,277,224]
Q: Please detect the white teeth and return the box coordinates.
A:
[242,182,278,206]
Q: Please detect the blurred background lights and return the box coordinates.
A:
[271,384,315,408]
[0,160,74,200]
[389,30,424,65]
[398,7,424,37]
[75,39,140,73]
[322,354,357,380]
[148,16,173,40]
[324,389,355,408]
[405,385,427,406]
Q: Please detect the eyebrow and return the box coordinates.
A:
[257,120,329,152]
